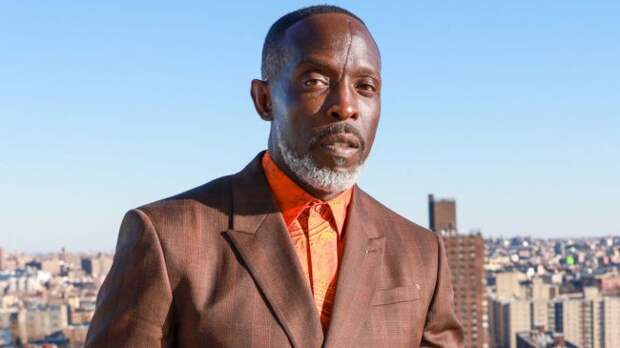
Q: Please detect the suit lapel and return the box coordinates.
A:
[224,152,324,348]
[323,188,386,348]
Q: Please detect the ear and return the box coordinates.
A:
[250,79,273,121]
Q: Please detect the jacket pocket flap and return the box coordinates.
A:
[372,285,420,305]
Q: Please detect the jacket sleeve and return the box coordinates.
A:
[420,234,465,347]
[85,209,174,348]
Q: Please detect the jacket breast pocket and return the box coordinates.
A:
[371,285,421,306]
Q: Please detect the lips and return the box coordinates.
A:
[318,133,361,158]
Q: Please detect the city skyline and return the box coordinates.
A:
[1,1,619,252]
[2,195,619,346]
[2,232,619,346]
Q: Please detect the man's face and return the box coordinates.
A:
[270,13,381,175]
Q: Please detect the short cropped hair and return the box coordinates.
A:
[261,5,366,81]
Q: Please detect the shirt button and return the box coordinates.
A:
[317,204,330,214]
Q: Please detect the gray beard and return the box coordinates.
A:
[274,122,364,193]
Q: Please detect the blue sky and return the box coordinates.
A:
[1,1,618,252]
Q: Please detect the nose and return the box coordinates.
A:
[325,80,358,121]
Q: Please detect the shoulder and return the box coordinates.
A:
[357,187,441,256]
[132,174,233,234]
[116,175,235,275]
[136,175,231,219]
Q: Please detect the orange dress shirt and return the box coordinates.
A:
[261,151,353,332]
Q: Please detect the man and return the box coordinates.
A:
[85,5,463,347]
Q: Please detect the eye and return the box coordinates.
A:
[304,79,326,87]
[355,79,378,95]
[303,78,329,87]
[301,71,330,90]
[356,83,376,92]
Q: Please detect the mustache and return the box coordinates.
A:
[309,123,365,151]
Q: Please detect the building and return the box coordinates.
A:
[491,298,532,348]
[429,194,488,348]
[496,272,527,300]
[81,254,113,278]
[22,304,69,342]
[428,194,457,233]
[443,233,488,347]
[490,276,620,348]
[41,258,61,275]
[516,328,577,348]
[604,296,620,348]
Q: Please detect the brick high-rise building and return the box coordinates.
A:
[443,232,488,348]
[428,194,457,233]
[429,194,488,347]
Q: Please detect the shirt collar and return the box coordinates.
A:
[261,151,353,235]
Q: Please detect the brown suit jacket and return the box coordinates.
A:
[85,152,464,347]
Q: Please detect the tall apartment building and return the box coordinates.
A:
[551,293,620,348]
[5,304,69,344]
[604,296,620,348]
[24,304,69,342]
[428,194,457,233]
[491,299,532,348]
[444,233,488,347]
[490,275,620,348]
[429,194,488,348]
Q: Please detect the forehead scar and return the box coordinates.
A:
[338,20,354,82]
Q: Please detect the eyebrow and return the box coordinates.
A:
[355,66,381,80]
[296,58,380,80]
[296,58,337,74]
